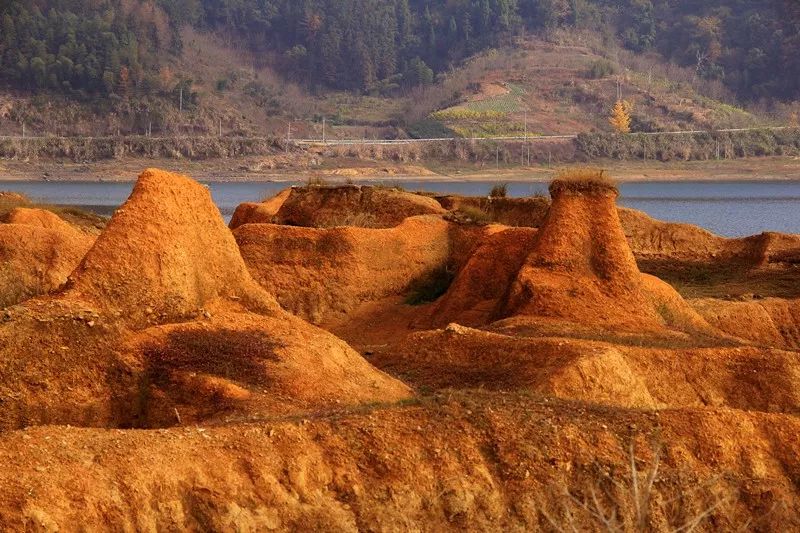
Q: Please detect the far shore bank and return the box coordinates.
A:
[1,156,799,183]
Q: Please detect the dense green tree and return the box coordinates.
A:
[2,0,800,100]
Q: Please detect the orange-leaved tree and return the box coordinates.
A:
[609,100,633,133]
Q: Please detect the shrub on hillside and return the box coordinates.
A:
[587,59,617,79]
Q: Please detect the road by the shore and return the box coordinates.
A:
[1,156,800,183]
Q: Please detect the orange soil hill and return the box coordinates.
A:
[428,173,720,337]
[270,184,447,228]
[0,207,94,308]
[424,225,539,328]
[690,297,800,349]
[620,208,800,266]
[0,169,410,430]
[373,326,800,412]
[228,187,292,229]
[66,169,280,327]
[235,215,455,325]
[0,393,798,530]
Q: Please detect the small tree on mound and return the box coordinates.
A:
[609,100,633,134]
[490,183,508,198]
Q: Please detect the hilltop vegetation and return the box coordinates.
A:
[2,0,799,100]
[0,1,798,141]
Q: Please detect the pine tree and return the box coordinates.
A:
[609,100,633,133]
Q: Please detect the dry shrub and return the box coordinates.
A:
[306,176,328,187]
[144,328,283,387]
[489,183,509,198]
[456,205,493,224]
[550,167,618,196]
[541,440,737,532]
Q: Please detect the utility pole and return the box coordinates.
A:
[21,122,25,139]
[322,116,326,144]
[179,85,183,113]
[524,111,527,139]
[219,118,222,137]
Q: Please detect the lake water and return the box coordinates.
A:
[1,179,799,238]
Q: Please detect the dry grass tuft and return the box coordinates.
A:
[550,167,618,197]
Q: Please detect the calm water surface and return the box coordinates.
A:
[2,179,799,238]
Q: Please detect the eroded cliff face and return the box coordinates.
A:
[2,169,800,531]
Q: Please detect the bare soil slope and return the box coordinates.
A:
[0,169,410,430]
[235,215,454,325]
[427,173,719,339]
[0,208,94,308]
[690,297,800,349]
[271,185,447,228]
[1,393,798,531]
[4,169,800,531]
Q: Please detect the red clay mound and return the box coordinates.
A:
[374,325,800,412]
[619,207,737,262]
[0,191,29,204]
[129,311,411,427]
[0,169,411,430]
[620,207,800,266]
[425,225,538,328]
[4,207,74,231]
[501,177,664,331]
[691,297,800,349]
[67,168,280,327]
[0,208,94,308]
[429,172,719,337]
[228,188,292,229]
[235,215,452,324]
[271,185,447,228]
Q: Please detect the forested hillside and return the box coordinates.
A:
[1,0,799,101]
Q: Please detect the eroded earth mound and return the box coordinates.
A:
[3,170,800,529]
[0,207,95,308]
[0,169,410,431]
[235,215,460,325]
[269,184,447,228]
